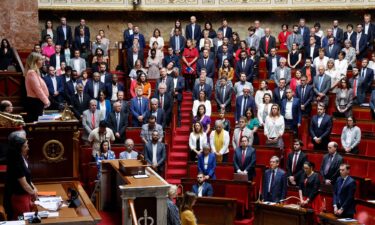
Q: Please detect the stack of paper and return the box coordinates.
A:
[35,196,63,211]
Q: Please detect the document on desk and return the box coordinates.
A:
[133,174,149,179]
[35,196,63,211]
[337,218,358,222]
[263,201,276,205]
[0,221,26,225]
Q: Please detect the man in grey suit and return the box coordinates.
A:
[92,35,109,56]
[194,71,214,90]
[213,31,224,54]
[313,65,332,105]
[287,25,304,52]
[273,57,291,86]
[119,139,139,159]
[140,115,164,144]
[82,99,105,141]
[320,142,343,185]
[70,49,86,75]
[246,26,260,52]
[215,76,233,112]
[144,130,166,175]
[232,116,253,149]
[233,73,254,97]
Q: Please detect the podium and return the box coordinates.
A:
[100,159,170,225]
[254,202,314,225]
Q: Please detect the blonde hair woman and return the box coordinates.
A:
[24,52,50,122]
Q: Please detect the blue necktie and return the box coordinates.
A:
[319,76,323,91]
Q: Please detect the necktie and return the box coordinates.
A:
[243,97,248,116]
[329,45,332,54]
[361,69,365,78]
[242,60,246,70]
[265,37,269,54]
[301,86,305,101]
[138,98,142,112]
[91,112,95,129]
[204,59,207,67]
[239,129,243,146]
[338,178,346,195]
[324,154,333,175]
[79,94,83,104]
[353,79,357,96]
[160,95,164,109]
[292,153,298,173]
[269,170,275,192]
[222,87,226,103]
[116,113,120,131]
[241,149,246,165]
[319,76,323,91]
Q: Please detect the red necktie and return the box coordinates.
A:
[292,153,298,174]
[91,112,95,128]
[241,150,246,165]
[265,38,269,54]
[353,79,357,97]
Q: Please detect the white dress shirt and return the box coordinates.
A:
[152,143,158,165]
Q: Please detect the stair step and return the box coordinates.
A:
[166,178,181,184]
[168,161,187,166]
[176,126,190,132]
[170,152,188,157]
[171,145,188,152]
[167,169,187,175]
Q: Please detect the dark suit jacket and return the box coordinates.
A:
[169,35,185,53]
[56,25,73,46]
[309,114,333,143]
[43,75,65,96]
[74,25,90,39]
[305,45,320,59]
[198,153,216,179]
[197,58,215,78]
[298,26,310,47]
[126,49,144,72]
[235,58,254,82]
[324,44,341,59]
[333,176,356,216]
[144,142,166,167]
[193,83,212,101]
[218,26,233,39]
[215,85,233,112]
[273,87,287,106]
[162,55,180,68]
[235,95,256,122]
[41,29,57,43]
[281,97,302,125]
[145,108,166,128]
[173,76,185,102]
[119,100,130,115]
[185,24,202,41]
[84,80,105,100]
[333,27,344,44]
[74,35,90,50]
[349,76,367,104]
[153,92,173,123]
[359,67,375,91]
[286,151,307,185]
[130,33,146,49]
[130,97,149,126]
[123,29,133,49]
[233,146,256,181]
[353,32,368,58]
[216,52,234,68]
[105,82,125,100]
[295,84,314,114]
[320,153,343,184]
[362,23,375,44]
[259,36,276,57]
[65,79,82,103]
[155,76,174,95]
[192,182,214,197]
[107,111,128,142]
[344,32,356,45]
[71,92,90,119]
[49,53,66,69]
[266,55,281,78]
[262,168,287,202]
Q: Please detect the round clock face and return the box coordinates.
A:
[42,140,65,162]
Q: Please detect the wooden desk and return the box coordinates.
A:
[254,202,314,225]
[319,213,360,225]
[33,181,101,224]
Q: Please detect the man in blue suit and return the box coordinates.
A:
[193,72,212,101]
[266,48,281,79]
[129,26,146,49]
[197,145,216,180]
[84,72,105,100]
[197,49,215,78]
[273,78,287,106]
[262,156,287,203]
[163,48,180,69]
[298,18,310,48]
[235,50,254,82]
[43,66,65,109]
[353,24,368,60]
[324,37,341,59]
[192,172,214,197]
[144,131,166,175]
[130,87,149,127]
[185,16,201,42]
[281,88,301,136]
[65,70,82,104]
[56,17,73,46]
[171,69,185,126]
[169,28,185,56]
[217,18,233,39]
[233,136,256,181]
[235,85,256,123]
[309,103,333,150]
[295,75,314,116]
[333,163,356,218]
[123,22,134,49]
[359,58,375,92]
[216,44,234,68]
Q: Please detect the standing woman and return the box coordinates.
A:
[97,90,112,120]
[218,59,234,84]
[278,24,291,51]
[180,192,198,225]
[182,39,199,91]
[289,70,302,93]
[288,43,302,69]
[299,161,322,223]
[189,122,207,161]
[146,48,162,79]
[170,19,185,37]
[192,105,211,134]
[0,39,14,71]
[41,20,57,44]
[149,28,164,50]
[230,32,241,53]
[25,52,50,122]
[335,78,353,118]
[264,104,285,151]
[4,136,38,220]
[245,108,260,145]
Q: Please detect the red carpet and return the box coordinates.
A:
[98,211,121,225]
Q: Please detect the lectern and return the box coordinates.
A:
[100,159,170,225]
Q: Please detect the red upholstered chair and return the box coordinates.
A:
[344,158,368,178]
[125,128,142,144]
[188,164,198,178]
[225,184,249,217]
[111,146,125,158]
[216,166,234,180]
[305,153,322,171]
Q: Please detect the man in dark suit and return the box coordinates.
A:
[363,14,375,48]
[259,28,276,58]
[155,68,174,95]
[117,91,129,115]
[217,37,233,55]
[146,98,166,128]
[144,130,166,175]
[105,73,124,102]
[332,20,344,45]
[286,139,307,186]
[172,69,185,126]
[130,87,149,127]
[333,163,357,218]
[313,65,332,106]
[235,50,254,82]
[107,101,128,143]
[43,66,65,109]
[233,136,256,181]
[71,83,90,119]
[197,49,215,78]
[301,58,316,85]
[266,48,281,79]
[324,37,341,59]
[273,78,287,106]
[84,72,105,100]
[192,172,214,197]
[49,45,66,70]
[309,103,333,150]
[298,18,310,48]
[309,27,321,48]
[163,48,180,69]
[215,77,233,112]
[353,24,368,60]
[217,44,234,68]
[65,70,82,104]
[185,15,201,42]
[320,142,343,185]
[74,27,90,51]
[262,156,287,203]
[123,22,134,49]
[281,88,301,136]
[129,26,146,50]
[169,28,185,56]
[218,18,233,39]
[359,58,375,92]
[127,46,144,73]
[193,72,212,101]
[56,17,73,46]
[74,19,90,39]
[153,83,173,127]
[349,67,367,105]
[295,75,314,115]
[235,86,256,123]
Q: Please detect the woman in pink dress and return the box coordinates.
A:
[182,39,199,91]
[278,24,291,50]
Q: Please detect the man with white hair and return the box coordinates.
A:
[259,28,276,58]
[119,139,138,159]
[146,98,166,128]
[153,82,172,126]
[82,99,105,141]
[235,85,256,123]
[273,57,291,86]
[167,185,181,225]
[107,101,128,143]
[210,120,230,162]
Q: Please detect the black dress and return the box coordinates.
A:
[289,51,301,69]
[299,172,322,220]
[0,48,13,70]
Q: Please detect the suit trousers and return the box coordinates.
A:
[26,97,44,123]
[285,119,298,137]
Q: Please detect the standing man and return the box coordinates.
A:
[262,156,287,203]
[185,16,201,43]
[309,103,333,150]
[107,101,128,144]
[286,139,307,186]
[313,65,331,106]
[333,163,356,218]
[320,142,343,185]
[144,130,166,175]
[130,87,149,127]
[295,75,314,116]
[56,17,72,46]
[281,88,301,136]
[233,136,256,181]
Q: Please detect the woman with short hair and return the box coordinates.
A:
[341,117,361,154]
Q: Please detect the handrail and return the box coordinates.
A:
[12,48,25,74]
[128,199,139,225]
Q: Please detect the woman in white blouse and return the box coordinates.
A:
[368,52,375,71]
[341,117,361,154]
[334,51,348,76]
[192,91,212,117]
[189,122,207,161]
[255,80,273,108]
[149,28,164,50]
[313,48,329,73]
[257,93,273,126]
[264,104,285,150]
[199,30,213,51]
[326,59,345,93]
